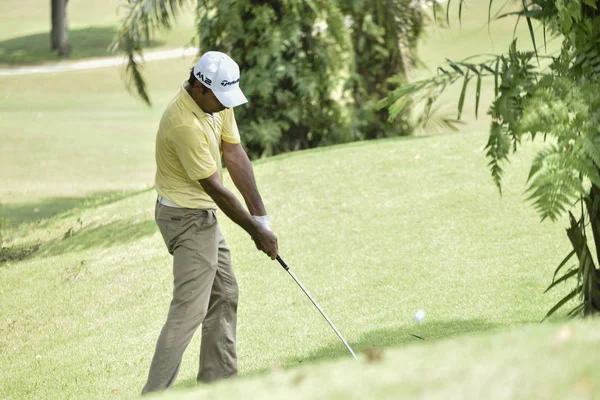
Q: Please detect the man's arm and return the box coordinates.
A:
[199,172,278,259]
[222,141,266,216]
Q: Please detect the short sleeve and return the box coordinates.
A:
[170,126,217,181]
[221,108,241,144]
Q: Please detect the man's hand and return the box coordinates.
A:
[252,215,271,231]
[221,142,278,259]
[200,172,278,260]
[251,225,278,260]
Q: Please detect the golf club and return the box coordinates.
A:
[276,255,357,360]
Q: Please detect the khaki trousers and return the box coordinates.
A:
[142,201,238,394]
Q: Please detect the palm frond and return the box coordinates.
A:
[544,266,578,293]
[415,100,465,133]
[458,0,466,27]
[475,72,482,118]
[112,0,195,105]
[565,210,600,316]
[521,0,538,63]
[124,51,151,105]
[551,248,576,282]
[457,70,471,120]
[566,303,585,319]
[386,54,504,127]
[542,284,579,321]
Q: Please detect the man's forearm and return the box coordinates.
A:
[205,183,257,235]
[225,146,267,216]
[200,174,278,259]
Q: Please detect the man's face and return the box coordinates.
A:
[193,82,227,113]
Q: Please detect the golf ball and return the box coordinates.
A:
[413,309,426,324]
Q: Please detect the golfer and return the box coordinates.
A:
[142,51,278,394]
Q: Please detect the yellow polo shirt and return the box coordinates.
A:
[155,81,241,209]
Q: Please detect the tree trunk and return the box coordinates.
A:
[584,185,600,314]
[51,0,59,49]
[51,0,71,57]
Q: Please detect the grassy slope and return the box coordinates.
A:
[160,319,600,400]
[0,131,579,399]
[0,1,589,399]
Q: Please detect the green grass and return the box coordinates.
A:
[0,55,198,213]
[0,1,591,399]
[0,0,196,65]
[0,131,583,399]
[158,319,600,400]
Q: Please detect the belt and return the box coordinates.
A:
[157,195,184,208]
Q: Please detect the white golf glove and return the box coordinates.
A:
[252,215,271,231]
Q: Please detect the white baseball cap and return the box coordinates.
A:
[193,51,248,108]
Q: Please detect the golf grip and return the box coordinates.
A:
[276,255,289,271]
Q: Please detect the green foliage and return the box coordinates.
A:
[339,0,433,140]
[386,0,600,318]
[113,0,434,158]
[194,0,354,158]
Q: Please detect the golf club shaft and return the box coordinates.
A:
[276,255,357,360]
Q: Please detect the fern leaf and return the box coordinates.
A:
[580,134,600,169]
[527,146,553,183]
[526,175,582,222]
[526,146,590,221]
[485,121,511,192]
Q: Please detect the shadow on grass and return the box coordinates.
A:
[39,216,158,257]
[0,188,157,266]
[0,26,163,65]
[280,318,506,367]
[0,187,154,226]
[174,318,508,391]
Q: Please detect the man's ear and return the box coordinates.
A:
[192,82,207,95]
